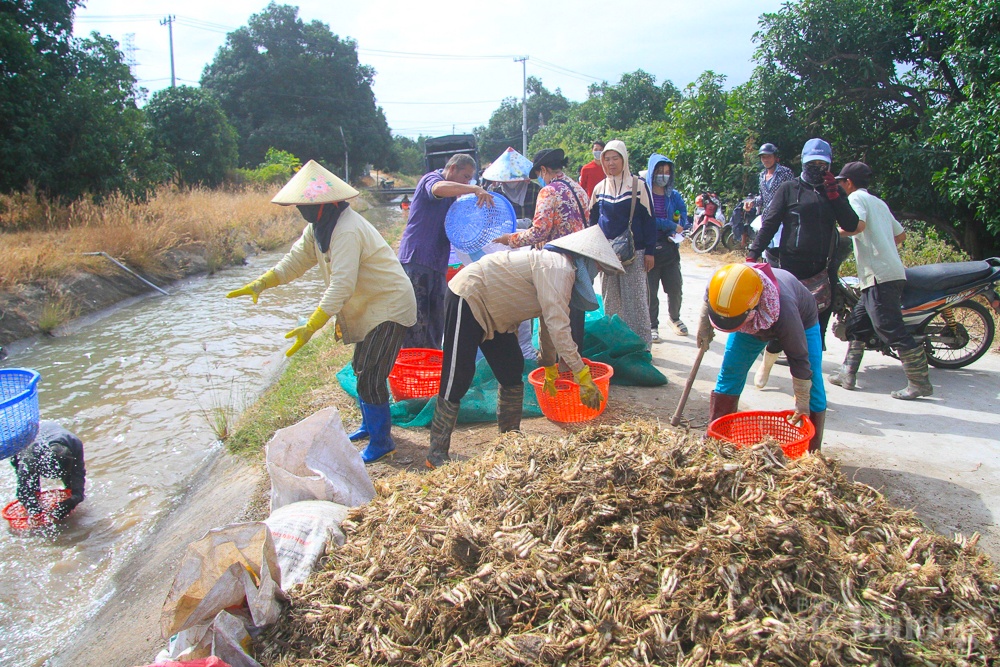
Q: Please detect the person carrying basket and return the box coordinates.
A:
[226,161,417,463]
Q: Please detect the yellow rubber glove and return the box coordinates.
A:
[576,366,604,410]
[542,365,560,397]
[226,270,280,304]
[284,308,331,357]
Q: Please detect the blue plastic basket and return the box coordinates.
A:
[445,192,517,254]
[0,369,41,460]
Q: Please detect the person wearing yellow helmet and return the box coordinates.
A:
[696,262,828,451]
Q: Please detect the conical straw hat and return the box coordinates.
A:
[481,147,533,182]
[547,226,624,274]
[271,160,359,205]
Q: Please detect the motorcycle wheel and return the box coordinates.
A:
[692,225,720,254]
[922,299,995,369]
[721,227,736,251]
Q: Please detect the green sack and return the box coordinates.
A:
[581,315,668,386]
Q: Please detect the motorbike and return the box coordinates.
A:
[832,257,1000,369]
[722,196,758,253]
[690,192,726,253]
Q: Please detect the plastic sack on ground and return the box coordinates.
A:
[265,407,376,511]
[581,315,668,386]
[337,356,544,428]
[155,611,258,667]
[160,522,286,642]
[263,500,349,589]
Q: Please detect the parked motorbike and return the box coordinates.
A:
[832,257,1000,369]
[722,196,758,253]
[690,192,726,253]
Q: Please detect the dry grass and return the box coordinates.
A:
[0,186,306,289]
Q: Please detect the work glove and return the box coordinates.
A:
[284,307,331,357]
[696,301,715,351]
[576,366,604,410]
[542,365,560,397]
[226,270,280,304]
[823,171,840,201]
[790,376,812,424]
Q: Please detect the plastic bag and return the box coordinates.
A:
[265,407,376,511]
[155,611,258,667]
[263,500,349,588]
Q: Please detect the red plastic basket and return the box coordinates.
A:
[3,488,72,530]
[707,410,814,459]
[388,348,444,401]
[528,360,614,423]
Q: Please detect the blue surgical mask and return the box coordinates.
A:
[593,150,602,161]
[537,176,546,187]
[654,174,672,188]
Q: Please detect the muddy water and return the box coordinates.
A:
[0,206,400,666]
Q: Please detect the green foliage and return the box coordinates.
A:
[475,77,570,162]
[841,221,970,277]
[0,3,168,200]
[235,148,302,184]
[201,3,392,178]
[388,135,426,175]
[146,86,239,187]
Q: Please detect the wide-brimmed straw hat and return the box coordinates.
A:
[546,226,624,274]
[481,147,534,182]
[271,160,359,205]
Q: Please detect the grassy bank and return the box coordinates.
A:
[0,186,305,290]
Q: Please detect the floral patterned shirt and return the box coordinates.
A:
[509,174,588,248]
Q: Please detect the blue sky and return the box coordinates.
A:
[74,0,788,138]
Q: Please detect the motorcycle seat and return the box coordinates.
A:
[904,260,993,292]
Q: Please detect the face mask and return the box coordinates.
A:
[802,162,828,185]
[654,174,672,187]
[537,175,546,187]
[593,150,602,161]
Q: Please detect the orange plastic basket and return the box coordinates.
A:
[528,359,613,423]
[388,348,444,401]
[707,410,814,459]
[3,488,72,530]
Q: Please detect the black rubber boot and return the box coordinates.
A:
[829,341,864,390]
[708,391,740,423]
[808,410,826,453]
[497,384,524,434]
[426,398,460,469]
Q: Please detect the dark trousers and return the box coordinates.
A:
[647,244,683,327]
[846,280,918,351]
[439,291,524,404]
[570,306,585,354]
[401,262,446,350]
[353,321,408,404]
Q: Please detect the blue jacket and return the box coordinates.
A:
[645,154,688,233]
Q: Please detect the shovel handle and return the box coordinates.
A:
[670,347,706,426]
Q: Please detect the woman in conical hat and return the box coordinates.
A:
[425,225,623,470]
[226,160,417,464]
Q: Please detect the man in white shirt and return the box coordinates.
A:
[829,162,932,400]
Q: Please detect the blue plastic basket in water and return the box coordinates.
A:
[445,192,517,254]
[0,369,41,460]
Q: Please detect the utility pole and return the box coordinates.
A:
[514,56,529,155]
[338,126,349,183]
[160,15,176,87]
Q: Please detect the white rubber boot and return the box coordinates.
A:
[754,350,780,389]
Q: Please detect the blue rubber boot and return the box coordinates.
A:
[360,402,396,463]
[348,401,370,442]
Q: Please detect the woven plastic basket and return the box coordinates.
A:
[528,360,613,423]
[388,348,444,401]
[707,410,814,459]
[0,369,41,460]
[2,489,71,530]
[445,192,516,254]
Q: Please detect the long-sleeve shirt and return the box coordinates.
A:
[589,178,657,255]
[753,270,819,381]
[755,164,796,211]
[397,170,455,273]
[12,421,85,514]
[579,160,604,198]
[509,176,587,249]
[272,207,417,343]
[447,249,583,372]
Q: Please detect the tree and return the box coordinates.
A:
[388,135,426,175]
[588,70,679,131]
[147,86,239,187]
[201,3,392,179]
[474,77,570,161]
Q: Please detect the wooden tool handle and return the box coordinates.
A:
[670,347,706,426]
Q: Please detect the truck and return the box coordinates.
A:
[423,134,478,174]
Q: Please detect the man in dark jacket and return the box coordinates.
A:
[11,421,86,522]
[747,138,860,369]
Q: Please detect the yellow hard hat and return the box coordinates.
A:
[707,264,764,331]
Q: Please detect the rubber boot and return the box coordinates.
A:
[808,410,826,453]
[497,384,523,434]
[829,341,864,390]
[891,347,933,400]
[753,351,781,389]
[348,401,369,442]
[708,391,740,424]
[359,402,396,463]
[426,398,460,469]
